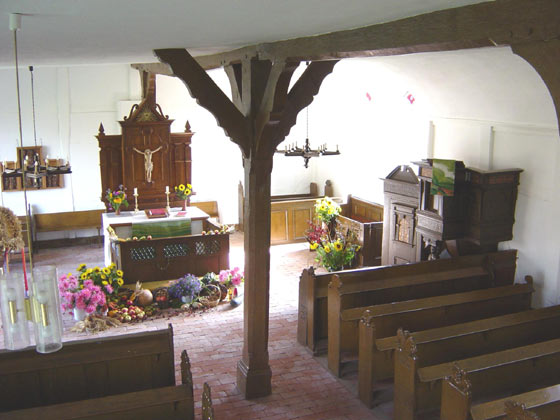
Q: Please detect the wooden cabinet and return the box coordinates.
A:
[270,200,315,244]
[96,74,193,211]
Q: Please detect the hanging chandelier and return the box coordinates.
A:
[276,84,340,168]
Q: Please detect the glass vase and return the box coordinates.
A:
[0,270,31,350]
[31,265,63,354]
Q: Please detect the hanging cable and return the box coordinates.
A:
[29,66,38,147]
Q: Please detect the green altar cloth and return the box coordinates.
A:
[131,218,191,239]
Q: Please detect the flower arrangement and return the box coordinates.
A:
[218,267,244,288]
[76,263,124,298]
[314,197,341,224]
[305,220,328,245]
[174,183,192,200]
[310,228,361,272]
[168,274,202,303]
[105,184,129,213]
[58,274,106,314]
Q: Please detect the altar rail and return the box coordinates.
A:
[112,219,229,284]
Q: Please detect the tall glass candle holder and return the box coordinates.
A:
[0,269,30,350]
[31,265,63,353]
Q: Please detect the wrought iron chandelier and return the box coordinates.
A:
[276,101,340,168]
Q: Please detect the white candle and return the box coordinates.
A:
[165,186,169,193]
[134,187,138,195]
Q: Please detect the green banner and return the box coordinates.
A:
[132,218,191,239]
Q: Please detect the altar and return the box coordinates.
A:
[102,207,230,284]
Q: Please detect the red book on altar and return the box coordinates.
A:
[144,208,169,219]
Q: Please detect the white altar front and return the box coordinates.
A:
[101,207,210,266]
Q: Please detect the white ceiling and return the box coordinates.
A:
[0,0,491,68]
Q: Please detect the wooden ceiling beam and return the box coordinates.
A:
[133,0,559,75]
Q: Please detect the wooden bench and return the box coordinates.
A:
[0,325,183,413]
[395,325,560,420]
[297,250,517,356]
[338,195,384,267]
[327,254,519,377]
[34,209,105,247]
[359,304,560,407]
[465,386,560,420]
[441,370,560,420]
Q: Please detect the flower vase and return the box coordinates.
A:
[73,307,87,321]
[182,200,187,211]
[226,287,235,301]
[115,207,121,216]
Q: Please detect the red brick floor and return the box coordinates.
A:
[1,233,389,420]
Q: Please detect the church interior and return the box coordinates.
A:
[1,0,560,419]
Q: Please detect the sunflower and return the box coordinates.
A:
[324,245,331,253]
[102,281,108,286]
[109,263,116,269]
[102,267,110,275]
[178,184,186,191]
[309,242,319,250]
[334,241,343,252]
[116,270,123,277]
[117,278,124,286]
[101,274,106,280]
[80,273,87,280]
[113,197,122,204]
[77,263,86,271]
[93,267,100,272]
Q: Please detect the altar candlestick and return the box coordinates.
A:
[165,185,169,193]
[134,187,138,195]
[165,189,171,213]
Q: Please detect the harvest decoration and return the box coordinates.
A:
[314,196,341,225]
[76,263,123,298]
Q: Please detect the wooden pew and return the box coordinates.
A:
[394,334,560,420]
[0,325,179,413]
[34,209,105,247]
[297,250,517,355]
[202,382,216,420]
[327,256,520,376]
[338,195,383,267]
[359,303,560,407]
[441,371,560,420]
[2,347,202,420]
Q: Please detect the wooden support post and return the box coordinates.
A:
[155,47,338,398]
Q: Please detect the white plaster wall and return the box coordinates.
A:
[2,46,560,307]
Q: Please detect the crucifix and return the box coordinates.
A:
[133,146,162,183]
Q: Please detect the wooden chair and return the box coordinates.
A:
[360,303,560,407]
[297,250,517,356]
[327,268,525,377]
[395,335,560,420]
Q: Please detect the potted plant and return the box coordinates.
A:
[168,273,202,304]
[174,183,193,210]
[58,274,107,321]
[105,185,129,215]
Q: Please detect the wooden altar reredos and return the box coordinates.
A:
[96,74,193,210]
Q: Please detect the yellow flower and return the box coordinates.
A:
[94,267,100,272]
[109,193,113,198]
[185,189,191,195]
[80,273,87,280]
[116,270,123,277]
[101,274,106,280]
[102,280,108,286]
[77,263,86,271]
[320,204,327,212]
[327,208,334,215]
[117,278,124,286]
[334,241,343,252]
[109,263,116,269]
[86,268,93,275]
[67,272,73,278]
[356,245,361,252]
[178,184,186,191]
[309,242,319,250]
[113,197,122,204]
[324,245,331,253]
[102,267,110,275]
[79,284,84,289]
